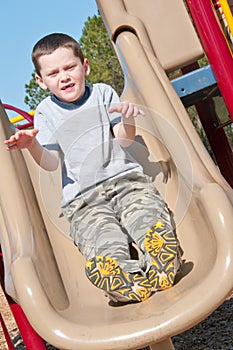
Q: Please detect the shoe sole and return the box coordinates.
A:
[144,221,178,290]
[85,255,152,302]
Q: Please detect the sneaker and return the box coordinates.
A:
[85,255,152,302]
[144,221,178,291]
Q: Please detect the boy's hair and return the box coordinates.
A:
[32,33,84,75]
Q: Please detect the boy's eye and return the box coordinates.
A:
[66,65,76,71]
[47,71,58,77]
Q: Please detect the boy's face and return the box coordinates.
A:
[35,47,90,103]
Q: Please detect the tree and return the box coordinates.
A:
[79,15,124,95]
[24,15,124,109]
[24,72,51,110]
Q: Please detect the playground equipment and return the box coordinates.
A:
[0,0,233,349]
[9,111,34,127]
[213,0,233,45]
[0,245,47,348]
[3,104,34,129]
[172,0,233,187]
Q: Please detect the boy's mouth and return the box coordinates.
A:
[62,83,75,91]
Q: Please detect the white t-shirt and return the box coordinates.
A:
[34,83,142,207]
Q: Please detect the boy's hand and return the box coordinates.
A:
[109,101,145,119]
[4,129,39,150]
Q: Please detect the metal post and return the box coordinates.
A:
[185,0,233,120]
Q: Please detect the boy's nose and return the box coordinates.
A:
[60,72,70,82]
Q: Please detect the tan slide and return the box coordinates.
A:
[0,1,233,349]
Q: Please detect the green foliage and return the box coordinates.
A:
[187,105,215,159]
[214,96,233,148]
[198,55,209,68]
[24,15,124,109]
[79,15,124,95]
[24,72,51,110]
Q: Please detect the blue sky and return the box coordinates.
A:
[0,0,98,113]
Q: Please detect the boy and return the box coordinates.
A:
[5,33,180,303]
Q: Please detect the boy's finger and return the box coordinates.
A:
[32,128,39,135]
[138,109,145,116]
[108,105,121,114]
[6,144,17,150]
[4,136,16,144]
[109,104,145,117]
[125,103,134,118]
[121,101,130,116]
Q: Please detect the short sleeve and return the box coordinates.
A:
[34,109,60,151]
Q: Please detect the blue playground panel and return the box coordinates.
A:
[171,65,218,106]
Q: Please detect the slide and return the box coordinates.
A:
[0,1,233,349]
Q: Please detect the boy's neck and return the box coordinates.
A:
[52,85,91,106]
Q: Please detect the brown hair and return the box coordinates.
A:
[32,33,84,75]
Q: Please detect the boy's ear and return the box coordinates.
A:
[35,74,48,90]
[84,58,90,76]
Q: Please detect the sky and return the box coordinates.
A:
[0,0,98,113]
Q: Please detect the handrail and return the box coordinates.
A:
[185,0,233,121]
[3,104,34,129]
[213,0,233,49]
[219,0,233,38]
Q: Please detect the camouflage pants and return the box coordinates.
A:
[62,171,175,274]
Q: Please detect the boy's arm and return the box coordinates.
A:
[4,129,59,171]
[109,101,145,147]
